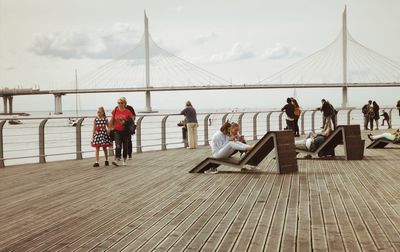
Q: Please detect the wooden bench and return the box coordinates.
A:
[189,131,298,174]
[366,139,399,149]
[296,125,365,160]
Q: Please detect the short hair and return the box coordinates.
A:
[368,100,372,103]
[286,98,292,103]
[118,97,127,105]
[186,100,192,107]
[321,99,326,103]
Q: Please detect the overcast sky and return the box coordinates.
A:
[1,0,399,112]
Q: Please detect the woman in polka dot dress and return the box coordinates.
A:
[91,107,111,167]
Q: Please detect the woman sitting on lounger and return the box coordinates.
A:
[367,129,400,142]
[211,122,252,159]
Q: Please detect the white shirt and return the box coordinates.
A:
[211,131,229,155]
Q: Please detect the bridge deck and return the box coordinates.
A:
[1,136,400,251]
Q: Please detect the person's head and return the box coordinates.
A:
[321,99,326,104]
[117,97,127,109]
[230,122,240,135]
[368,100,372,104]
[373,101,377,106]
[291,98,299,107]
[220,122,232,135]
[186,100,192,107]
[382,109,385,113]
[286,98,292,104]
[97,107,106,118]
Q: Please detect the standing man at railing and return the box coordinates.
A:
[318,99,335,130]
[362,100,372,130]
[181,101,198,149]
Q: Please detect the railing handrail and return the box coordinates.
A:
[0,106,398,167]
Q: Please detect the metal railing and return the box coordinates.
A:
[0,107,398,167]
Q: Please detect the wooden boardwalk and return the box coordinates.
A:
[1,134,400,251]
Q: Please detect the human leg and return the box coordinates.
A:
[295,139,308,151]
[371,133,395,141]
[363,116,369,130]
[127,135,132,158]
[213,141,250,159]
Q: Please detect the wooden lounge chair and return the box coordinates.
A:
[366,139,399,149]
[296,125,365,160]
[189,130,298,174]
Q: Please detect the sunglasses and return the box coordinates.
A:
[118,102,124,104]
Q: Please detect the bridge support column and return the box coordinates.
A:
[2,96,8,114]
[342,86,348,108]
[8,96,13,114]
[54,94,64,114]
[145,91,152,112]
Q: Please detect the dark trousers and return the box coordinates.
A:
[369,118,374,130]
[114,130,129,160]
[127,134,133,158]
[293,118,299,136]
[286,119,294,131]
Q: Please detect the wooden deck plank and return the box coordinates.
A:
[1,138,400,252]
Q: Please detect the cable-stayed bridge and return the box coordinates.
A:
[1,8,399,114]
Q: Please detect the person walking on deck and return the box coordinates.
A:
[180,101,198,149]
[109,97,133,166]
[91,107,111,167]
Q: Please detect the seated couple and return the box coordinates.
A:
[368,129,400,143]
[205,122,253,174]
[295,128,332,158]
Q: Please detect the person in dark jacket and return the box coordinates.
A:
[180,101,198,149]
[362,100,372,130]
[380,110,391,129]
[372,101,380,130]
[318,99,335,130]
[125,103,136,159]
[281,97,295,132]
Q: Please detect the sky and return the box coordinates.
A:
[1,0,400,113]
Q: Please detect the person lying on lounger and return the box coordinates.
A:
[295,128,332,157]
[204,122,253,174]
[367,129,400,143]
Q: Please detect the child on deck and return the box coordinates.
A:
[91,107,112,167]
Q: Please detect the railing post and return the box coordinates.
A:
[253,112,259,140]
[300,111,306,135]
[222,113,229,124]
[238,112,245,135]
[278,111,284,130]
[75,118,85,160]
[311,110,318,133]
[204,113,211,146]
[39,118,48,164]
[161,115,169,150]
[0,120,6,167]
[135,115,144,153]
[266,112,273,132]
[347,109,353,125]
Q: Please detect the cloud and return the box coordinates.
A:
[30,23,141,59]
[193,32,218,44]
[262,43,302,60]
[209,43,256,63]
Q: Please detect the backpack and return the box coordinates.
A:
[362,104,368,114]
[294,107,301,117]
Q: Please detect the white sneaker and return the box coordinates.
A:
[242,164,257,170]
[204,168,218,174]
[122,160,126,166]
[112,159,120,167]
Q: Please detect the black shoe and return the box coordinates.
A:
[367,134,374,141]
[93,162,99,167]
[105,161,109,166]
